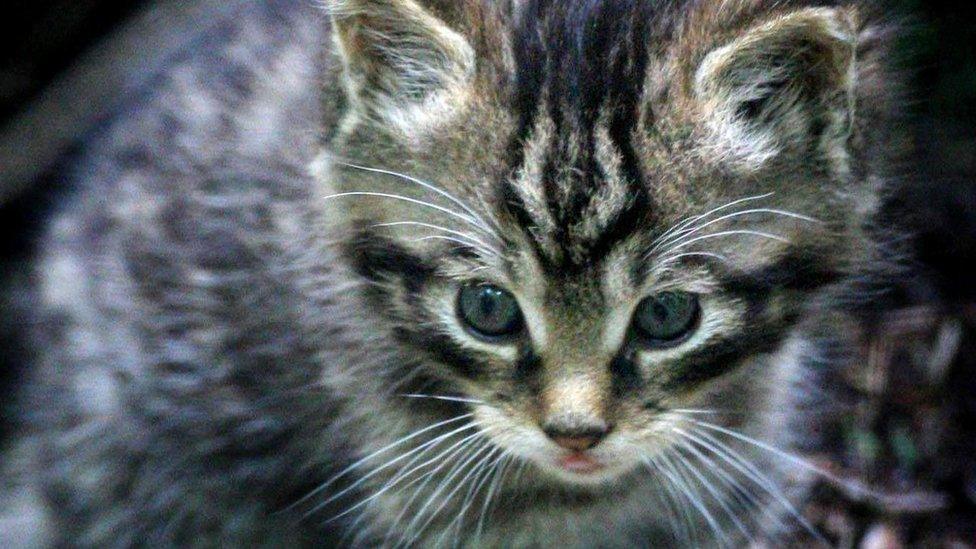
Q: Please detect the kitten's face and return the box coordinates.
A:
[320,0,871,487]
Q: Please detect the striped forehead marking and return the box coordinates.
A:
[503,0,665,270]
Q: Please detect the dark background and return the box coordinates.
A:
[0,1,143,124]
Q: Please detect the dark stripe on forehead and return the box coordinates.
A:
[505,0,664,269]
[524,0,658,121]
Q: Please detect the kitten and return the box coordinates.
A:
[2,0,900,546]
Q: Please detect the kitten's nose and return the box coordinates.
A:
[543,422,609,452]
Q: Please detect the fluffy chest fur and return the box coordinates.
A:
[2,0,899,547]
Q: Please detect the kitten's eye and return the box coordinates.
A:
[457,284,523,340]
[633,292,700,346]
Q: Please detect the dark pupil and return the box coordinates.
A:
[635,292,698,342]
[460,285,521,337]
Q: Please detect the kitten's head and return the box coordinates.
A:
[316,0,887,485]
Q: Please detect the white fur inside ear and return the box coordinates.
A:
[694,8,858,172]
[699,100,782,171]
[694,41,788,171]
[377,80,475,144]
[328,0,476,137]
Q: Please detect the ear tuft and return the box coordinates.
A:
[695,8,858,170]
[328,0,475,116]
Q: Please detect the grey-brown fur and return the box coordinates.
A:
[1,0,903,547]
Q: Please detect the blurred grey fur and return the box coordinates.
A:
[2,0,341,544]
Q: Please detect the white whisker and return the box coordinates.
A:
[412,235,499,257]
[673,428,766,513]
[653,251,731,271]
[679,425,827,545]
[383,433,488,544]
[656,448,730,547]
[322,426,488,526]
[307,422,479,520]
[475,454,512,543]
[654,207,819,253]
[398,440,496,547]
[399,394,485,405]
[672,437,755,543]
[690,419,877,498]
[374,222,499,254]
[644,452,697,546]
[412,446,499,548]
[436,449,505,548]
[649,193,776,252]
[285,413,473,513]
[334,161,495,235]
[379,430,496,510]
[664,230,791,256]
[671,408,734,415]
[322,191,485,235]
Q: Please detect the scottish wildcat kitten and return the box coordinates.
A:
[1,0,898,546]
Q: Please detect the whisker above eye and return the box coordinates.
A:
[399,394,486,405]
[663,229,791,254]
[322,191,487,236]
[373,221,499,254]
[412,235,500,258]
[650,193,776,251]
[651,252,731,272]
[654,208,820,253]
[332,161,497,236]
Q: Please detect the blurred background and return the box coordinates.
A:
[1,0,975,545]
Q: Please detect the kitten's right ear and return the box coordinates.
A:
[328,0,475,119]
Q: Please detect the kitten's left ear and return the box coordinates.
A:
[694,8,858,171]
[329,0,475,121]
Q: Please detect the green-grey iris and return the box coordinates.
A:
[458,284,523,340]
[633,292,700,346]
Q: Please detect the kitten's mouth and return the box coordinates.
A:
[556,452,605,475]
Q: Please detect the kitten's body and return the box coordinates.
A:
[3,0,898,547]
